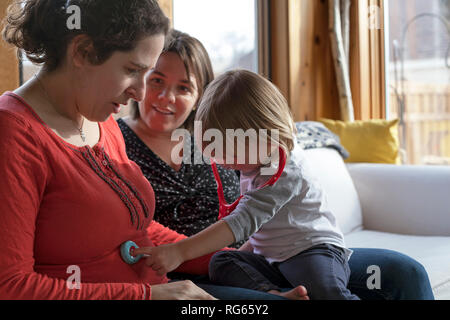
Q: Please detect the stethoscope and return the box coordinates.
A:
[120,240,143,264]
[211,146,287,220]
[120,147,287,265]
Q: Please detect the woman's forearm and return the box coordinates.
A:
[178,220,236,262]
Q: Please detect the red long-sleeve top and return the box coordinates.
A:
[0,92,212,300]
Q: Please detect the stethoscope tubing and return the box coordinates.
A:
[211,146,287,220]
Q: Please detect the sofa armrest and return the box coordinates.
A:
[346,163,450,236]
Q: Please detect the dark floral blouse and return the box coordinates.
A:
[118,119,241,241]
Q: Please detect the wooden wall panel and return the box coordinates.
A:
[157,0,173,23]
[270,0,340,122]
[350,0,387,120]
[270,0,387,122]
[269,0,290,105]
[0,0,19,94]
[312,0,340,121]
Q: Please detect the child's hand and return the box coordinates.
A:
[133,244,185,276]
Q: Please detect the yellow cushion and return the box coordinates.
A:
[319,118,401,164]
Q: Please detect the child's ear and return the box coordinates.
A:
[69,34,97,68]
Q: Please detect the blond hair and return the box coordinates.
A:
[195,69,296,159]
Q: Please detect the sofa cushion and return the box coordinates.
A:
[319,118,401,164]
[346,230,450,300]
[303,148,363,235]
[346,162,450,236]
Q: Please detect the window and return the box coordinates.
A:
[386,0,450,165]
[173,0,260,75]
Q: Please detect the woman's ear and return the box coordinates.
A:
[69,34,96,68]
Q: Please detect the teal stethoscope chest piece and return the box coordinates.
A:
[120,240,143,264]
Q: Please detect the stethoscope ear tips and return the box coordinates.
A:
[120,240,143,264]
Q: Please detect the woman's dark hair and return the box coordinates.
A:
[2,0,170,71]
[130,29,214,133]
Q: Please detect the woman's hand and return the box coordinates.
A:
[151,280,217,300]
[134,243,185,276]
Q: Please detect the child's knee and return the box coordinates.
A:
[208,251,236,280]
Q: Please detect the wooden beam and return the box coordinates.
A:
[257,0,270,79]
[0,0,19,94]
[350,0,386,120]
[313,0,340,121]
[157,0,173,25]
[296,0,316,121]
[270,0,290,105]
[369,0,387,119]
[270,0,340,122]
[270,0,316,121]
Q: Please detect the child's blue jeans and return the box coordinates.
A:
[209,243,360,300]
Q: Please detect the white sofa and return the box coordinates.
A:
[304,148,450,300]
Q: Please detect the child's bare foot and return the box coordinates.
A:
[268,286,309,300]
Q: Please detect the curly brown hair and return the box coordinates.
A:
[2,0,170,71]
